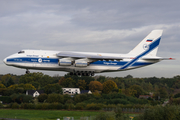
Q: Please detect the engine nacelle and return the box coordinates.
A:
[75,59,88,67]
[59,58,73,66]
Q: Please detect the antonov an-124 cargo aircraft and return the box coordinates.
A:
[3,30,174,76]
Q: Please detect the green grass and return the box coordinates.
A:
[0,109,100,120]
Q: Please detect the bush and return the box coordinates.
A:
[38,93,48,102]
[11,102,19,109]
[170,98,180,105]
[75,103,86,110]
[22,95,33,103]
[0,88,15,96]
[108,99,130,105]
[21,103,35,109]
[135,105,180,120]
[35,103,42,109]
[174,93,180,98]
[47,93,64,103]
[0,103,3,108]
[49,103,64,109]
[0,96,12,103]
[86,103,104,110]
[10,94,33,103]
[64,103,74,110]
[41,103,50,109]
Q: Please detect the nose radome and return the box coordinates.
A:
[3,58,7,64]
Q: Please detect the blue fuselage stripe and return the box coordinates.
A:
[7,58,59,64]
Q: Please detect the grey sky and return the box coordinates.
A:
[0,0,179,78]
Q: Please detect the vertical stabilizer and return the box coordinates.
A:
[128,30,163,57]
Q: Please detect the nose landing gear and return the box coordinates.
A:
[26,69,30,74]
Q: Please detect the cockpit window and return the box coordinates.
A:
[18,51,25,54]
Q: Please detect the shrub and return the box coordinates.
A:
[107,99,130,105]
[0,103,3,108]
[21,103,35,109]
[38,93,48,102]
[135,105,180,120]
[86,103,104,110]
[0,96,12,103]
[47,93,64,103]
[11,102,19,109]
[64,103,74,110]
[75,103,86,110]
[10,94,33,103]
[22,95,33,103]
[41,103,50,109]
[49,103,64,109]
[35,103,43,109]
[174,93,180,98]
[170,98,180,105]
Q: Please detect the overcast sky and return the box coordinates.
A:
[0,0,179,78]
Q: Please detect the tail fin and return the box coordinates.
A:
[128,30,163,57]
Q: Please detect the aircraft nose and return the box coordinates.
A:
[3,58,7,64]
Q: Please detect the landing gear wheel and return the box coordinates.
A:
[91,72,94,76]
[26,69,30,74]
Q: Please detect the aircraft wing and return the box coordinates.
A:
[56,51,130,60]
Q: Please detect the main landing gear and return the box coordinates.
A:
[70,71,94,76]
[26,69,30,74]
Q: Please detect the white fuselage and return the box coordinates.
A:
[3,49,158,73]
[4,30,169,76]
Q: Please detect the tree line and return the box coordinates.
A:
[1,73,180,106]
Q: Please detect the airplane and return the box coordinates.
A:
[3,30,174,76]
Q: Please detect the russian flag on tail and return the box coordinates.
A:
[146,39,153,42]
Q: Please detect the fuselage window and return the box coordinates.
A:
[18,51,25,54]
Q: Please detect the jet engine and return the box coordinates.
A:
[59,58,74,66]
[74,58,92,67]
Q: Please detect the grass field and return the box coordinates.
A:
[0,109,100,120]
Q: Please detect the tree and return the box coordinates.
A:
[58,77,75,88]
[121,88,137,96]
[43,84,62,94]
[8,84,36,94]
[47,93,64,103]
[154,87,168,100]
[1,74,16,87]
[103,80,118,94]
[10,94,32,103]
[6,77,15,87]
[124,75,133,79]
[77,80,86,90]
[30,81,40,89]
[136,105,180,120]
[96,76,106,83]
[8,84,19,89]
[38,93,48,102]
[89,81,103,92]
[19,72,54,88]
[0,88,14,96]
[0,84,6,88]
[130,85,144,98]
[18,83,36,91]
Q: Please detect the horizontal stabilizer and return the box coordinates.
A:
[141,57,175,60]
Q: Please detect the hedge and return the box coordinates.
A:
[0,96,12,103]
